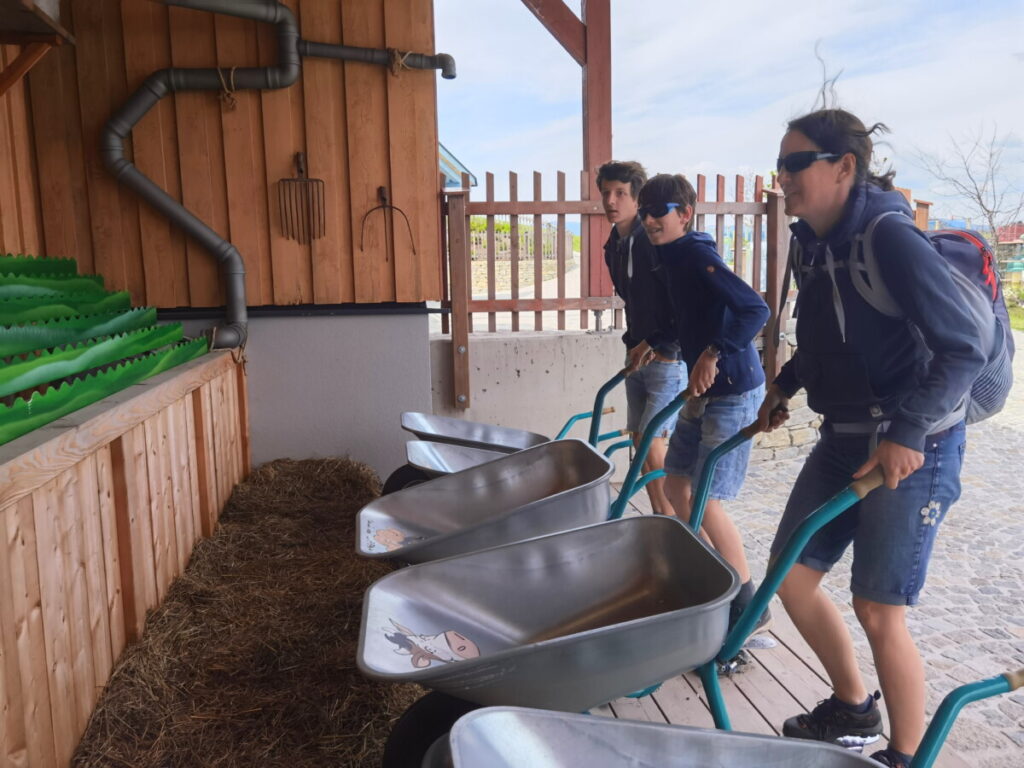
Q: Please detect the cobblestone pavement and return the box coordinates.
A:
[733,330,1024,768]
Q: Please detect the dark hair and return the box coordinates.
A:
[638,174,697,232]
[787,109,895,190]
[596,161,648,200]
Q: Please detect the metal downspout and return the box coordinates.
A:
[102,0,455,348]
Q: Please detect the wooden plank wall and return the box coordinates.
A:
[0,353,247,768]
[8,0,441,307]
[0,45,44,257]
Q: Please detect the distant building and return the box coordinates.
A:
[997,222,1024,243]
[439,143,477,188]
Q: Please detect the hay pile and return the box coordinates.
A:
[73,458,423,768]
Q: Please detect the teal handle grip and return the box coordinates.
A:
[586,370,627,444]
[603,438,632,458]
[912,671,1018,768]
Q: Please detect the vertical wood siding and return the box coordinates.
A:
[0,353,247,767]
[4,0,440,306]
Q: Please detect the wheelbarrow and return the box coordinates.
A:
[358,387,691,563]
[360,464,889,766]
[428,669,1024,768]
[385,371,631,492]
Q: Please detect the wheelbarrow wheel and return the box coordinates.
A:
[382,464,432,495]
[381,691,479,768]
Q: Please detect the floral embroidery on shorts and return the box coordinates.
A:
[920,500,942,526]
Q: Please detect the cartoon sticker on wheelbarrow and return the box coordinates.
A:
[373,528,408,551]
[384,619,480,668]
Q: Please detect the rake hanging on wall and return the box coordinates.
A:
[278,152,325,244]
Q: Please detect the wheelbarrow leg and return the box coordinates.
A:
[699,660,732,731]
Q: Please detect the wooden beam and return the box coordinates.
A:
[519,0,585,65]
[0,41,51,97]
[467,200,603,216]
[582,0,612,298]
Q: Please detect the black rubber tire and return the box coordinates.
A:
[381,692,479,768]
[381,464,432,495]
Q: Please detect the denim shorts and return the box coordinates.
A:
[624,358,687,438]
[664,383,764,500]
[769,421,966,606]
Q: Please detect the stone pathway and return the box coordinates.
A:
[734,330,1024,767]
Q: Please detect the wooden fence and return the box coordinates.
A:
[0,351,248,767]
[441,171,790,408]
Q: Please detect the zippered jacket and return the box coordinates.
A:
[657,231,769,396]
[604,218,680,357]
[773,182,985,451]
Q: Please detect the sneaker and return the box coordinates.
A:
[870,748,912,767]
[728,601,773,636]
[782,691,883,749]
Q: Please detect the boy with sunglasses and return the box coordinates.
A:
[638,174,772,632]
[597,161,686,516]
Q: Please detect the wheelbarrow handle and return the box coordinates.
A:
[688,420,762,532]
[584,370,629,444]
[912,667,1024,767]
[702,467,885,731]
[607,388,691,519]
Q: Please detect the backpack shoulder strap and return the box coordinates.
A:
[850,210,904,317]
[773,235,799,349]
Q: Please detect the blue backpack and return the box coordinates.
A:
[851,211,1015,424]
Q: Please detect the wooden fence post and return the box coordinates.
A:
[763,189,790,382]
[447,187,471,409]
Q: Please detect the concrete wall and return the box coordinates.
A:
[430,330,628,445]
[181,314,433,479]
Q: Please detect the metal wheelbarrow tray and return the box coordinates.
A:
[401,411,549,453]
[434,707,875,767]
[358,439,614,563]
[357,515,739,712]
[405,440,507,477]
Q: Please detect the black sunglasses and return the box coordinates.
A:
[638,201,681,220]
[776,150,841,174]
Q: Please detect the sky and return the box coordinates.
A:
[434,0,1024,222]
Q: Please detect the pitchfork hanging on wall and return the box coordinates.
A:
[278,152,325,244]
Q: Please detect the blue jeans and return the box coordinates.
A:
[624,359,687,438]
[664,383,764,501]
[769,421,966,606]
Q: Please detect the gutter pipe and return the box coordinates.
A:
[101,0,456,348]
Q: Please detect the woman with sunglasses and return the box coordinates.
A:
[637,173,772,634]
[756,110,984,768]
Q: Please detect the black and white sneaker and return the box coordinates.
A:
[782,691,883,750]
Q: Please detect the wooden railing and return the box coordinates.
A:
[441,171,790,408]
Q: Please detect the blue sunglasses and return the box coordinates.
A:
[638,202,681,219]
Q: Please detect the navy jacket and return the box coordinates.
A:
[604,218,679,357]
[657,231,770,397]
[774,182,985,451]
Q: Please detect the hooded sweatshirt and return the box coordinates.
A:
[604,217,680,357]
[657,230,770,397]
[773,182,985,451]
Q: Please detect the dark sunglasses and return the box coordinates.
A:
[776,150,841,174]
[638,201,681,219]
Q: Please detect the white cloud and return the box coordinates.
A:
[436,0,1024,218]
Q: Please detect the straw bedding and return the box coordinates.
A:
[73,457,423,768]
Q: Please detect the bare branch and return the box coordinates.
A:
[913,125,1024,245]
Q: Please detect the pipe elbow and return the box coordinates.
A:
[208,322,248,350]
[435,53,456,79]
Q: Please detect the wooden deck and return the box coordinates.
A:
[606,487,970,768]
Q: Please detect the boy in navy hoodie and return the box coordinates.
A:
[598,161,686,515]
[638,173,771,631]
